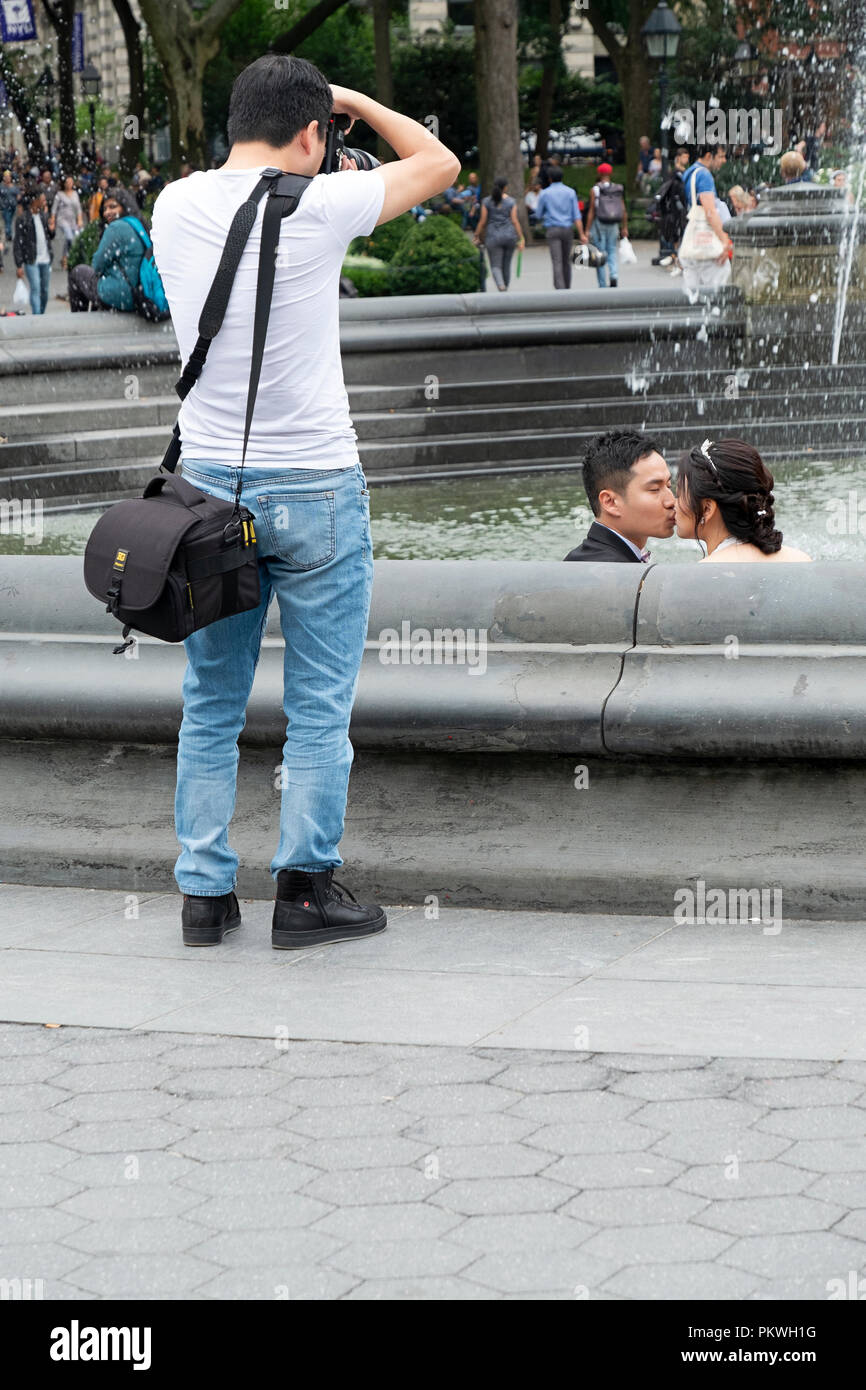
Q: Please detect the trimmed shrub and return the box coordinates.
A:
[341,252,390,297]
[67,220,102,270]
[390,216,480,295]
[348,212,413,263]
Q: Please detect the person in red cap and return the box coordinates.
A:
[584,162,628,288]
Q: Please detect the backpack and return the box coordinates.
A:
[118,215,171,322]
[595,181,625,223]
[655,172,688,243]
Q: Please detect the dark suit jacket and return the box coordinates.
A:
[564,521,642,563]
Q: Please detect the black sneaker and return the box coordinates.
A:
[181,891,241,946]
[272,869,387,949]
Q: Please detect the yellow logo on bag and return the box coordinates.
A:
[113,548,129,571]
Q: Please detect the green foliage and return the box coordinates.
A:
[392,33,478,163]
[390,215,480,295]
[348,212,414,263]
[341,253,391,297]
[67,220,101,271]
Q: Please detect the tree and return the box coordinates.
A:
[135,0,247,174]
[111,0,145,180]
[475,0,528,230]
[0,46,46,166]
[371,0,394,162]
[585,0,656,184]
[40,0,78,173]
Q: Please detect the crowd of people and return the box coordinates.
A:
[0,149,167,315]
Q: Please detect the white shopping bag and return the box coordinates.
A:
[13,277,30,310]
[618,235,637,265]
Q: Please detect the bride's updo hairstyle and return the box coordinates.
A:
[677,437,783,554]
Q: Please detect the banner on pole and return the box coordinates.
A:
[72,12,84,72]
[0,0,38,43]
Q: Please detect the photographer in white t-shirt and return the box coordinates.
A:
[152,55,460,953]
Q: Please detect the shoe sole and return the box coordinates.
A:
[182,917,242,947]
[272,915,387,950]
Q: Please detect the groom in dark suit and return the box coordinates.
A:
[565,429,676,562]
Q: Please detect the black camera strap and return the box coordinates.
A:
[161,167,312,517]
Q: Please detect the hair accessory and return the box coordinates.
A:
[698,438,720,479]
[756,509,767,517]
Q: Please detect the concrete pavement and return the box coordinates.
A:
[2,886,865,1300]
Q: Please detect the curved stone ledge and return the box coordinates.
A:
[2,556,865,759]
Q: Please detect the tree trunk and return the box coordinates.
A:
[271,0,349,54]
[372,0,394,163]
[586,0,655,185]
[534,0,562,163]
[111,0,145,181]
[41,0,79,174]
[475,0,528,234]
[136,0,245,175]
[0,47,45,165]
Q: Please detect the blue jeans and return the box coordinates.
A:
[592,221,619,287]
[174,459,374,897]
[25,261,51,314]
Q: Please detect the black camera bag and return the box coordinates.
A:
[84,168,312,654]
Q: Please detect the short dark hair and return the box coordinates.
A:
[227,55,332,149]
[550,167,564,182]
[697,143,726,159]
[582,430,664,516]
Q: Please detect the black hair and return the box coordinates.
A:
[226,54,331,149]
[550,167,564,182]
[491,176,508,205]
[104,186,142,224]
[677,438,783,554]
[582,430,665,516]
[696,143,726,159]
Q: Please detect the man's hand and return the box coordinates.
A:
[17,266,25,278]
[329,84,361,130]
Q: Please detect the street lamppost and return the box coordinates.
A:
[36,65,55,163]
[80,63,101,166]
[641,1,682,177]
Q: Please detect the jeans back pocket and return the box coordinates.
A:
[257,492,337,570]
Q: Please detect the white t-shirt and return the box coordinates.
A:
[151,166,385,468]
[33,215,51,264]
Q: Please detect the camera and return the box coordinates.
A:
[321,113,380,173]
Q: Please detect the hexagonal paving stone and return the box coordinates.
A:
[190,1192,332,1231]
[401,1113,541,1147]
[560,1186,708,1227]
[602,1261,762,1300]
[301,1166,444,1207]
[462,1247,621,1296]
[310,1202,462,1243]
[0,1173,82,1210]
[62,1216,209,1257]
[50,1062,173,1094]
[159,1068,285,1099]
[186,1227,343,1268]
[69,1254,223,1298]
[694,1195,846,1236]
[718,1230,866,1280]
[0,1241,90,1282]
[59,1184,205,1221]
[196,1264,358,1300]
[524,1121,664,1156]
[489,1062,614,1094]
[0,1207,86,1244]
[609,1069,740,1102]
[803,1172,866,1206]
[650,1129,793,1166]
[674,1162,813,1201]
[447,1212,597,1251]
[754,1107,866,1140]
[740,1077,864,1109]
[344,1276,492,1300]
[172,1129,303,1162]
[328,1238,476,1281]
[393,1084,523,1117]
[423,1143,553,1181]
[428,1176,572,1216]
[631,1098,764,1131]
[781,1139,866,1172]
[0,1084,70,1114]
[283,1104,409,1140]
[59,1152,198,1187]
[166,1096,299,1130]
[602,1054,713,1072]
[580,1222,735,1265]
[277,1076,409,1108]
[375,1056,508,1089]
[508,1092,642,1125]
[55,1120,190,1154]
[178,1157,321,1197]
[0,1112,75,1143]
[542,1153,684,1191]
[0,1142,76,1176]
[53,1090,184,1123]
[289,1136,430,1172]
